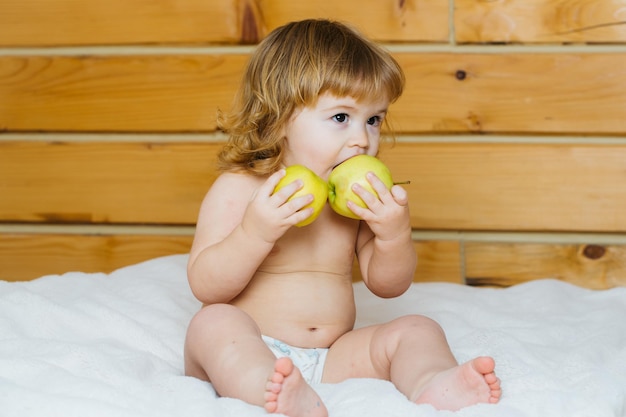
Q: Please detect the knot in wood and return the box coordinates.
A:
[582,244,606,260]
[455,70,467,80]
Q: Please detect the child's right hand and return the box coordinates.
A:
[240,169,315,243]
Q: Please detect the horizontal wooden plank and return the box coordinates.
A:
[0,0,241,46]
[0,234,461,284]
[0,141,220,224]
[1,53,625,134]
[456,0,626,44]
[380,142,626,232]
[465,242,626,289]
[412,240,462,283]
[0,233,193,282]
[0,0,447,47]
[7,233,625,289]
[253,1,449,43]
[3,140,626,232]
[393,53,626,134]
[0,55,247,132]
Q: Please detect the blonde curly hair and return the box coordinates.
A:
[217,19,405,175]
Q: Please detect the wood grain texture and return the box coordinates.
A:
[2,54,625,134]
[253,0,449,42]
[0,0,447,46]
[0,0,243,46]
[393,52,626,134]
[0,233,193,282]
[0,55,247,132]
[1,235,462,284]
[413,240,463,283]
[0,140,220,224]
[5,0,624,46]
[465,242,626,289]
[3,0,625,290]
[381,142,626,232]
[456,0,626,44]
[3,140,626,232]
[8,234,625,289]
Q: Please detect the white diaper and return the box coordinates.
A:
[262,335,328,384]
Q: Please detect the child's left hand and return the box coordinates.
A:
[348,172,411,241]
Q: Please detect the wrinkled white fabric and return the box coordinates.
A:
[1,254,625,417]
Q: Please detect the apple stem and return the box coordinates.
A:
[393,180,411,185]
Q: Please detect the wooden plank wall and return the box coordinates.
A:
[1,0,625,288]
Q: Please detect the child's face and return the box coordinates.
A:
[281,92,390,180]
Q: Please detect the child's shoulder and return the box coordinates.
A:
[211,170,266,191]
[199,170,267,214]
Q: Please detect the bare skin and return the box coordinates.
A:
[184,94,501,416]
[265,358,327,417]
[263,356,501,416]
[413,356,501,410]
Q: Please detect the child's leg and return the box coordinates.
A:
[184,303,327,417]
[322,315,501,411]
[265,356,327,417]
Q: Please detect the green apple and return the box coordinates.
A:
[328,155,394,219]
[273,165,328,227]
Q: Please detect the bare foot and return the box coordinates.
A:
[264,357,328,417]
[413,356,501,411]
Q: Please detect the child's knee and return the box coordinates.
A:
[185,304,261,376]
[187,303,255,340]
[387,315,446,340]
[189,303,229,328]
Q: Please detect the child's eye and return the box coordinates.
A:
[332,113,348,123]
[367,116,382,126]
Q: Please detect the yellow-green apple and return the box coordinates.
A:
[328,155,393,219]
[273,165,328,227]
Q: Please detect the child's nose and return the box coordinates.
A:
[349,126,369,149]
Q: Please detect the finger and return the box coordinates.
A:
[258,169,287,200]
[284,193,314,213]
[272,178,304,204]
[267,168,286,188]
[352,182,381,210]
[346,200,370,220]
[366,172,393,201]
[352,178,392,212]
[390,184,409,205]
[346,184,380,221]
[291,206,314,225]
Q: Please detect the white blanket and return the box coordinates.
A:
[1,254,625,417]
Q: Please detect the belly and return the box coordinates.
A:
[231,271,356,348]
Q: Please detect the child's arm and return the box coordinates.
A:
[187,169,313,305]
[353,174,417,298]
